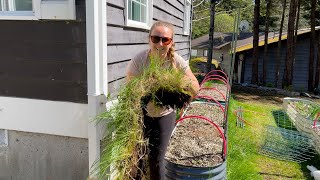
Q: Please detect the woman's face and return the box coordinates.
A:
[149,25,173,59]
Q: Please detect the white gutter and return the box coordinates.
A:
[86,0,108,177]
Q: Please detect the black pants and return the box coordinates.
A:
[143,110,176,180]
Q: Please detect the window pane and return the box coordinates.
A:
[128,0,132,20]
[141,0,146,4]
[1,0,9,11]
[15,0,32,11]
[141,5,146,23]
[132,1,140,22]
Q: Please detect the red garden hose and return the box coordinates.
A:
[232,109,254,127]
[199,87,227,101]
[205,69,228,80]
[193,95,225,113]
[202,74,228,85]
[200,78,231,91]
[313,112,320,128]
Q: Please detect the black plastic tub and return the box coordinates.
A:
[164,159,226,180]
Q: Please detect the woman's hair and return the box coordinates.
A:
[149,21,176,69]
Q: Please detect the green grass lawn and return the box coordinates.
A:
[227,93,320,180]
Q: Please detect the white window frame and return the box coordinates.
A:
[183,0,191,35]
[0,0,75,20]
[125,0,153,30]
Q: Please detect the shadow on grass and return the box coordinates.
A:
[258,172,298,179]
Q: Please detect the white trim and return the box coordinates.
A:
[125,0,153,30]
[0,15,38,20]
[86,0,108,176]
[0,96,88,138]
[183,0,191,35]
[0,0,75,20]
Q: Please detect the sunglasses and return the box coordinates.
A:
[150,36,172,45]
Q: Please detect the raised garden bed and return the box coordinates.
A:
[283,98,315,135]
[164,71,229,179]
[165,116,224,167]
[198,83,228,102]
[183,102,225,128]
[312,128,320,154]
[283,97,320,155]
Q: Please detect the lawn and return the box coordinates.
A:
[227,88,320,180]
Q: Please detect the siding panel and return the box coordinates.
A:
[108,26,149,44]
[0,61,86,82]
[243,36,312,91]
[153,0,184,19]
[108,78,126,97]
[107,5,125,26]
[166,0,184,11]
[107,0,125,8]
[0,0,87,103]
[175,42,190,50]
[0,77,87,103]
[153,7,183,27]
[107,61,130,82]
[107,44,149,63]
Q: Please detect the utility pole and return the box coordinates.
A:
[206,0,218,73]
[230,8,240,86]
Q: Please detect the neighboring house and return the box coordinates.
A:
[191,32,253,76]
[0,0,192,179]
[237,27,320,91]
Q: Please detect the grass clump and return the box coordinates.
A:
[92,55,194,179]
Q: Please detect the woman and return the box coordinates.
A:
[126,21,199,179]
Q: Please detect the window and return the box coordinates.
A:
[183,0,191,35]
[0,0,33,11]
[0,0,75,20]
[126,0,152,29]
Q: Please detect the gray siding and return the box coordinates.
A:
[0,0,87,103]
[242,34,318,92]
[106,0,191,97]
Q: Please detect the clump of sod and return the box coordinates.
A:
[92,54,194,179]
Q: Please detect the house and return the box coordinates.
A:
[191,32,253,76]
[236,27,320,91]
[0,0,192,179]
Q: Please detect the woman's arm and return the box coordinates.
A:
[184,68,200,96]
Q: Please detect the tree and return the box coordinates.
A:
[283,0,297,88]
[252,0,260,84]
[214,13,235,32]
[262,0,271,86]
[315,30,320,88]
[275,0,287,88]
[308,0,316,91]
[294,0,301,44]
[192,0,253,39]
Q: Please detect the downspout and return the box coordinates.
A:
[86,0,108,178]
